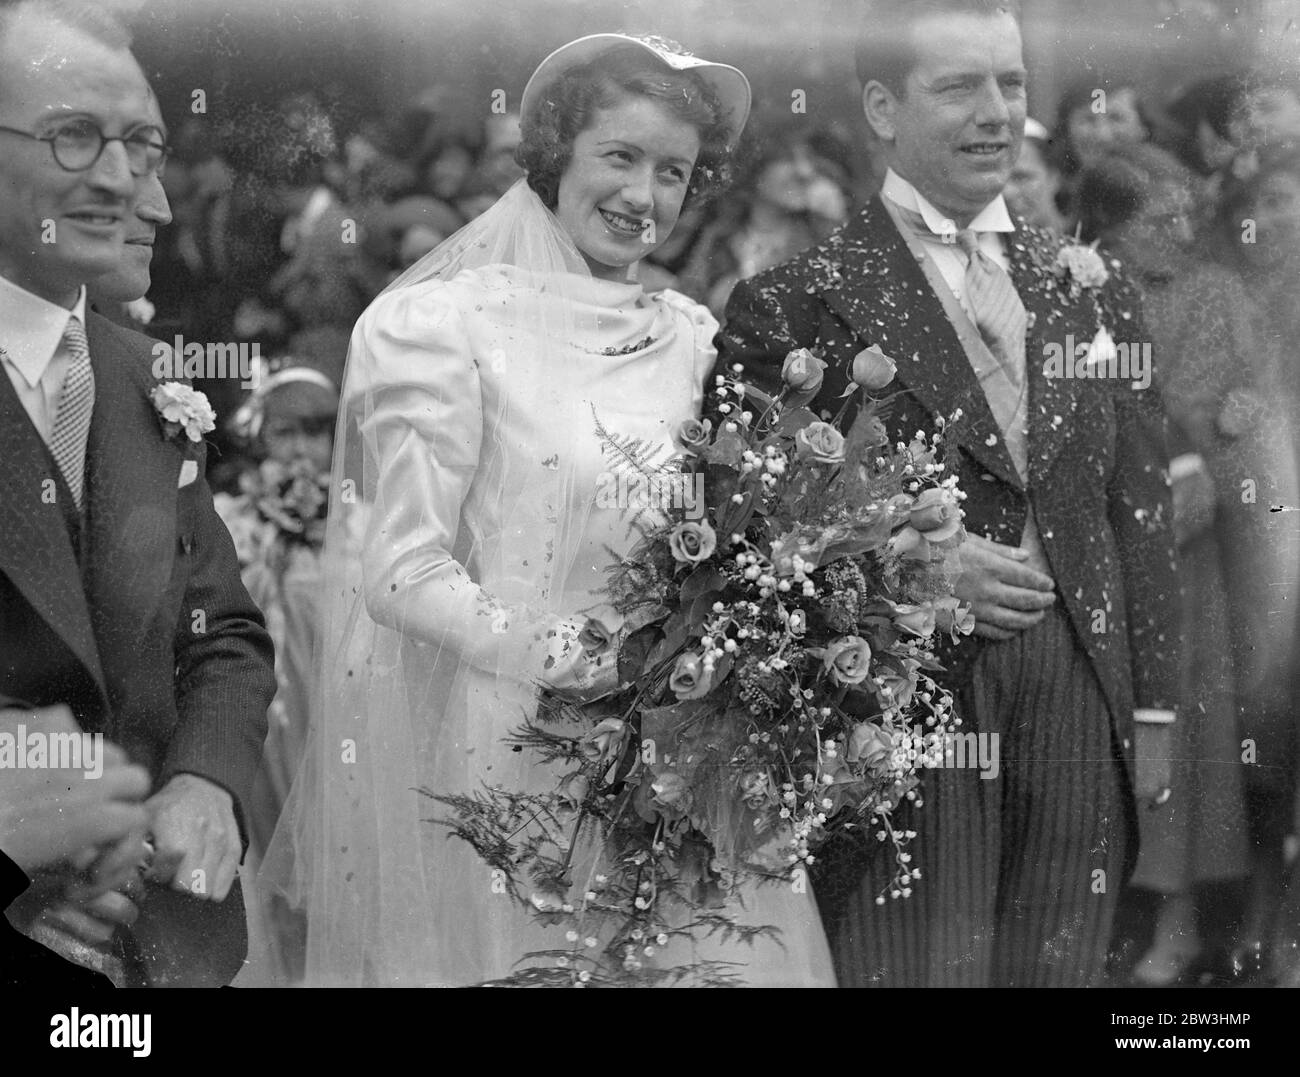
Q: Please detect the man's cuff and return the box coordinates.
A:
[1134,707,1176,725]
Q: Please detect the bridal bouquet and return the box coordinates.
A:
[435,347,972,986]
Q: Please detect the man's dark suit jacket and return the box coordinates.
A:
[1,309,275,986]
[718,196,1180,798]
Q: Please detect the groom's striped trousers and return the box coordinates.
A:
[811,605,1131,987]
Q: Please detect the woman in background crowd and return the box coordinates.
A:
[1165,75,1249,178]
[1005,117,1066,233]
[1079,141,1299,984]
[1051,80,1152,229]
[1209,146,1300,980]
[675,119,853,319]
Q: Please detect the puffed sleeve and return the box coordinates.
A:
[350,280,567,681]
[659,287,720,406]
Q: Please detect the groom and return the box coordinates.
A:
[0,1,274,985]
[719,0,1179,986]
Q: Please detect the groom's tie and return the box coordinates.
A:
[48,315,95,510]
[954,228,1028,394]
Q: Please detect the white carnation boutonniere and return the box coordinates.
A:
[150,381,216,444]
[1053,234,1110,296]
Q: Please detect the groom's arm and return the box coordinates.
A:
[716,269,822,398]
[161,452,275,854]
[1102,270,1181,804]
[1104,273,1180,718]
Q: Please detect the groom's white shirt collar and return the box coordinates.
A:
[0,273,88,389]
[881,168,1015,236]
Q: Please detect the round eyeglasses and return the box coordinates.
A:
[0,118,169,177]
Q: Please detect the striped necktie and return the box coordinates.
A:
[955,228,1028,392]
[49,315,95,510]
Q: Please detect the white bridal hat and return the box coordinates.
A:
[520,33,752,148]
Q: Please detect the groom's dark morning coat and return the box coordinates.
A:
[1,310,275,986]
[718,198,1180,962]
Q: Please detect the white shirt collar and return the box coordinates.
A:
[0,275,88,389]
[881,168,1015,237]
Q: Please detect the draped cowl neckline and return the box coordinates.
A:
[480,265,668,357]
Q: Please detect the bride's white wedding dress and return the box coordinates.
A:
[263,182,833,987]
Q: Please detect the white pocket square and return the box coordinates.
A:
[178,459,199,488]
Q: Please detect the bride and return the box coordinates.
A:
[263,33,835,987]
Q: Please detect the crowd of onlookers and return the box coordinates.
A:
[108,70,1300,988]
[121,71,1300,433]
[1014,72,1300,988]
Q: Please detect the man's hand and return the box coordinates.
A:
[0,705,151,875]
[65,826,151,903]
[952,534,1056,641]
[52,834,150,948]
[144,774,240,901]
[38,888,141,947]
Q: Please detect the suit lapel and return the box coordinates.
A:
[83,315,178,666]
[1005,225,1091,483]
[820,198,1022,489]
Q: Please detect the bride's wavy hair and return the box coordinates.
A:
[517,44,734,210]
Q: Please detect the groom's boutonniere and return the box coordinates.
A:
[1052,231,1110,298]
[150,381,217,444]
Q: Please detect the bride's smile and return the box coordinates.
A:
[554,95,701,281]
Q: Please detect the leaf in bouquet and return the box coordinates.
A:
[680,565,727,606]
[779,458,847,521]
[839,683,882,721]
[647,611,690,670]
[858,617,897,652]
[688,590,725,632]
[703,430,746,467]
[593,407,678,480]
[739,383,776,412]
[640,700,705,749]
[703,461,740,510]
[619,625,661,688]
[629,771,660,824]
[772,406,819,437]
[621,601,672,635]
[711,650,734,686]
[718,489,756,539]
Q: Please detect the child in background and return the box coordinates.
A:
[215,360,338,985]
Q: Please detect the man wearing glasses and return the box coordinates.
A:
[0,0,275,987]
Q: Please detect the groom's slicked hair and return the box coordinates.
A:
[855,0,1021,96]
